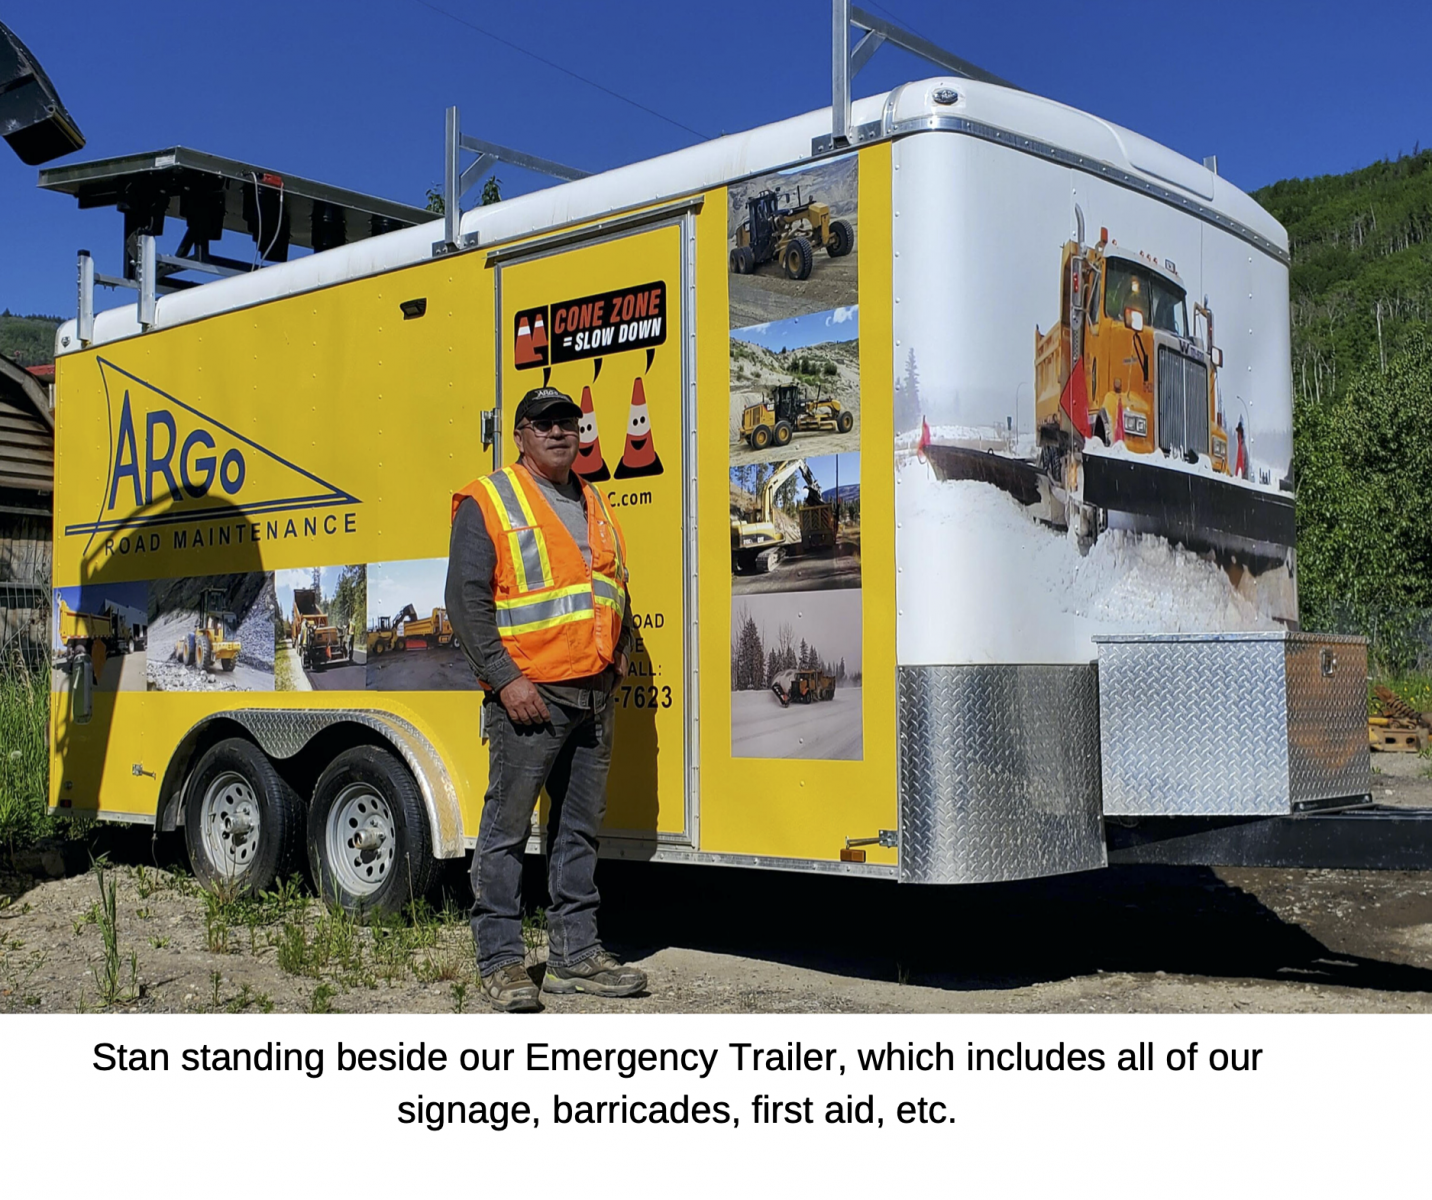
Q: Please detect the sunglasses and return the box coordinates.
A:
[518,417,579,435]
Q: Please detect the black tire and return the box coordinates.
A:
[220,658,236,672]
[751,423,773,450]
[372,641,384,657]
[730,246,755,274]
[837,409,854,433]
[827,218,854,257]
[185,634,197,667]
[202,635,215,671]
[773,420,794,447]
[782,236,814,281]
[307,746,436,916]
[184,738,305,896]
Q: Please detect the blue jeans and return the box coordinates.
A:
[470,695,615,977]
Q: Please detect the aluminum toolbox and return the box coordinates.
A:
[1095,632,1372,817]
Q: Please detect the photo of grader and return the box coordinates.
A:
[740,382,853,450]
[729,186,854,280]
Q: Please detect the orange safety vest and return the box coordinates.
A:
[452,462,629,684]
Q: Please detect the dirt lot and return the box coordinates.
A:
[3,757,1429,1015]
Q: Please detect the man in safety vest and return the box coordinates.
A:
[446,386,644,1012]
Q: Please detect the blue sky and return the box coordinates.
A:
[733,307,858,353]
[3,1,1429,320]
[369,558,449,625]
[275,565,349,624]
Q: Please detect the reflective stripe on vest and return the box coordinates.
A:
[494,583,594,634]
[476,472,553,593]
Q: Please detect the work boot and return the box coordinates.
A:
[480,962,540,1013]
[542,950,647,998]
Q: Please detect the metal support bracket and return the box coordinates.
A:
[817,1,1019,155]
[434,105,591,256]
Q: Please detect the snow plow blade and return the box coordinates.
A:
[1082,453,1296,549]
[923,444,1043,506]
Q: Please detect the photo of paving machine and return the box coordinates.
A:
[178,588,240,672]
[739,383,853,450]
[291,587,351,671]
[730,186,854,280]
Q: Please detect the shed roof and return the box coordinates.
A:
[0,351,54,492]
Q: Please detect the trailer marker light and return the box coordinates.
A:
[840,848,866,863]
[400,298,427,320]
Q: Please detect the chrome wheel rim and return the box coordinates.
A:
[326,783,396,896]
[199,771,261,879]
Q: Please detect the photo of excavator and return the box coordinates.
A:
[731,457,833,574]
[731,453,860,595]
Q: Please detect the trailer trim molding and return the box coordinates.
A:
[898,665,1106,884]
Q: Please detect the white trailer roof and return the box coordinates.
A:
[57,79,1287,355]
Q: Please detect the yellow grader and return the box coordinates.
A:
[729,186,854,280]
[739,382,853,450]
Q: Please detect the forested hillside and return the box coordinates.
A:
[1254,152,1432,653]
[0,312,60,366]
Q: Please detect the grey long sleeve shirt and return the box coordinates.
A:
[445,475,636,708]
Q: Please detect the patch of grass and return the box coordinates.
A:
[450,981,468,1013]
[309,982,337,1013]
[0,656,51,857]
[224,983,273,1013]
[93,867,139,1006]
[148,935,170,950]
[521,907,547,954]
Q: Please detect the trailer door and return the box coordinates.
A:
[491,211,696,846]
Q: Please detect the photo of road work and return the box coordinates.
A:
[49,582,148,693]
[731,588,862,761]
[366,558,478,692]
[728,153,857,329]
[274,566,366,691]
[145,574,277,692]
[730,307,859,468]
[731,452,860,594]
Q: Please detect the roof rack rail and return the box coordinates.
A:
[819,1,1019,154]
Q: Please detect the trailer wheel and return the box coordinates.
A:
[307,746,435,916]
[782,236,814,281]
[836,409,854,433]
[184,739,304,896]
[827,218,854,257]
[773,420,794,447]
[751,424,773,450]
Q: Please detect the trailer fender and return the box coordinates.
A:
[157,709,466,858]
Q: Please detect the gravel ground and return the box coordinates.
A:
[3,762,1429,1015]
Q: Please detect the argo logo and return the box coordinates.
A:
[65,360,360,540]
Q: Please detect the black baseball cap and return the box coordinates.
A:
[513,386,581,426]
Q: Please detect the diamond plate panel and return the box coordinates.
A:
[1096,633,1371,817]
[221,709,466,856]
[1285,637,1372,806]
[898,665,1105,884]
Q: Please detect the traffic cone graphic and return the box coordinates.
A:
[514,315,540,366]
[574,386,610,482]
[613,377,663,479]
[531,311,548,354]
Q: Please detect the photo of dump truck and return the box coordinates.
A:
[366,559,478,693]
[50,583,149,693]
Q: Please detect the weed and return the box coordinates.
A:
[309,983,337,1014]
[148,935,170,950]
[0,655,50,856]
[209,969,223,1008]
[896,963,910,987]
[130,865,159,900]
[72,902,99,937]
[93,868,139,1006]
[521,907,548,954]
[224,983,274,1014]
[450,981,468,1013]
[136,907,154,921]
[202,886,240,955]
